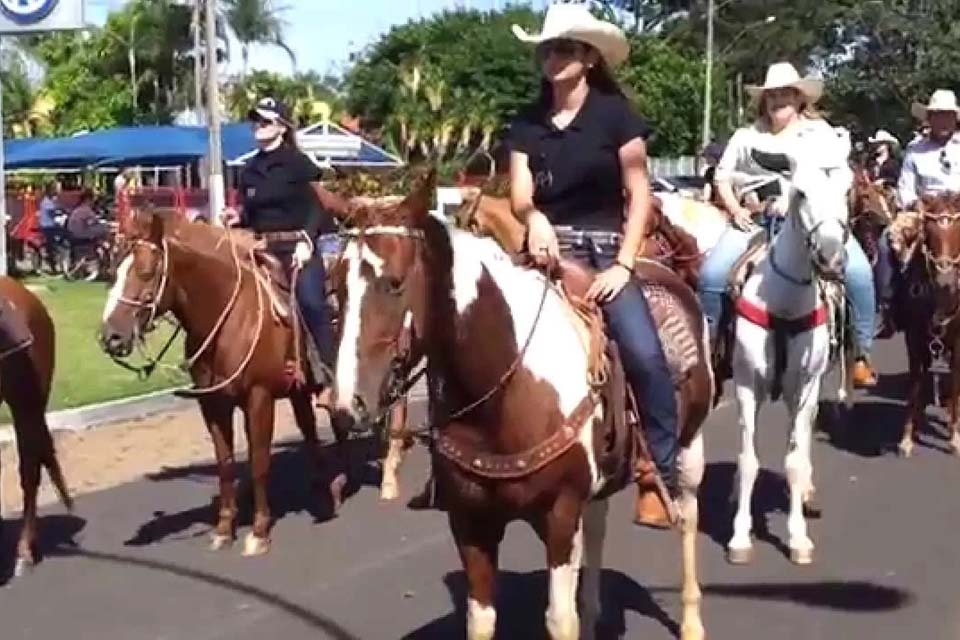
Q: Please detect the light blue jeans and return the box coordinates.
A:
[698,227,876,357]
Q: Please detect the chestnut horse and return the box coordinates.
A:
[99,210,355,556]
[0,277,72,577]
[888,194,960,457]
[849,171,897,296]
[455,188,704,290]
[334,176,711,640]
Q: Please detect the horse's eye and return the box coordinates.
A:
[381,276,404,296]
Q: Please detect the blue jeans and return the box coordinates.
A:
[697,227,876,357]
[589,246,678,493]
[876,227,895,304]
[270,240,336,370]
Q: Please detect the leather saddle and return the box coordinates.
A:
[555,258,701,386]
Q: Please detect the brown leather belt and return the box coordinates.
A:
[255,230,308,243]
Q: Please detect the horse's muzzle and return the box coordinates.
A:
[99,324,133,358]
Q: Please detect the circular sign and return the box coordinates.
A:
[0,0,59,25]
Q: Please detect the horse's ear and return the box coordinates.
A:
[148,210,165,244]
[397,168,437,224]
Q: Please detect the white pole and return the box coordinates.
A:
[205,0,225,222]
[702,0,714,151]
[0,34,7,277]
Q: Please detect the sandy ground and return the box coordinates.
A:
[0,402,309,514]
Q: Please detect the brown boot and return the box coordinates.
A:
[634,486,676,529]
[852,358,878,388]
[633,463,679,530]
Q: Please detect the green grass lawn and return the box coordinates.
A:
[1,277,188,422]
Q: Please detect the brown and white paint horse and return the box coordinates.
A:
[334,176,708,640]
[889,194,960,456]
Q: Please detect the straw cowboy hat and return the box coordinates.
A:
[911,89,960,120]
[512,3,629,68]
[745,62,824,104]
[868,129,899,146]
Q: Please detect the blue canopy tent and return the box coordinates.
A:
[4,121,397,172]
[4,124,256,170]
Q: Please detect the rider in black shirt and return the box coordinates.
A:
[223,97,337,382]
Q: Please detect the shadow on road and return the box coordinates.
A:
[404,569,678,639]
[405,569,914,639]
[124,439,382,547]
[0,513,85,586]
[47,546,362,640]
[698,462,792,560]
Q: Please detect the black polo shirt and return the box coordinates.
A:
[239,145,334,237]
[507,90,652,231]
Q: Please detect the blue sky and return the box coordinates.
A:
[87,0,551,77]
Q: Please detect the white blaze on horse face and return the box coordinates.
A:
[103,254,134,322]
[334,241,383,414]
[448,230,602,492]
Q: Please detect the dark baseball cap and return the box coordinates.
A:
[247,96,293,126]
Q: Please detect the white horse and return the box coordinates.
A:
[727,152,850,566]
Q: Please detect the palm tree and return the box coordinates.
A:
[221,0,295,77]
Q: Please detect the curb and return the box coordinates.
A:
[0,388,192,444]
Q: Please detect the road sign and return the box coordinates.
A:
[0,0,84,33]
[0,0,84,275]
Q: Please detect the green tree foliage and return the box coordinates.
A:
[225,70,341,124]
[221,0,295,77]
[344,7,718,159]
[619,35,729,155]
[343,8,542,160]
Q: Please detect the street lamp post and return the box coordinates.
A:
[702,0,714,150]
[205,0,225,221]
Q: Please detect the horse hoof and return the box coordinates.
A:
[330,473,348,513]
[790,547,814,565]
[380,482,399,501]
[14,557,35,577]
[726,546,752,565]
[241,533,271,557]
[898,440,914,458]
[680,621,706,640]
[209,533,234,551]
[802,498,823,519]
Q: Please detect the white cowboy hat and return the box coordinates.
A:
[511,3,629,68]
[868,129,899,146]
[745,62,824,104]
[911,89,960,120]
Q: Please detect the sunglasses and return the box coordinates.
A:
[253,117,280,128]
[941,148,952,173]
[536,39,583,62]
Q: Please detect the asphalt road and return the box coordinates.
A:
[1,336,959,640]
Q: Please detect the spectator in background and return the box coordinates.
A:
[67,189,106,243]
[38,181,62,271]
[700,140,725,206]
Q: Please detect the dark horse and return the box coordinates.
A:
[0,277,72,576]
[99,210,357,556]
[888,194,960,457]
[333,175,712,640]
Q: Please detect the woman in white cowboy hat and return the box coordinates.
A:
[699,61,880,386]
[867,129,901,188]
[507,2,680,528]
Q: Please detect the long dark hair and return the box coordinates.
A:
[281,124,298,149]
[536,46,626,110]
